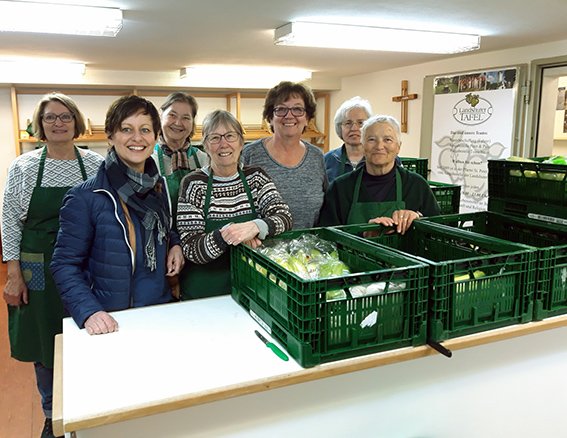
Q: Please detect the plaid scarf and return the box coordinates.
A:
[105,147,170,271]
[161,142,192,172]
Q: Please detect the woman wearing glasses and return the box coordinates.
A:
[176,110,292,300]
[1,92,103,438]
[324,96,373,184]
[242,81,327,229]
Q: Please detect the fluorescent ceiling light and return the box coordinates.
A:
[180,65,312,89]
[0,1,122,37]
[274,21,480,54]
[0,59,86,82]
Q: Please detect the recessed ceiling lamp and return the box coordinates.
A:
[0,1,123,37]
[180,65,312,89]
[274,21,480,54]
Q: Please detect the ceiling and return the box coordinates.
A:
[1,0,567,85]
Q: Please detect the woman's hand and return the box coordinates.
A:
[221,222,260,246]
[166,244,185,276]
[243,237,262,249]
[84,311,119,335]
[392,210,420,235]
[364,217,395,237]
[3,261,28,306]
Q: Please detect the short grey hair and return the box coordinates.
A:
[333,96,373,139]
[361,115,402,144]
[202,110,244,140]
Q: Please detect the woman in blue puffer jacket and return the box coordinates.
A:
[51,95,185,335]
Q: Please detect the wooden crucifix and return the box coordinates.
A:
[392,80,418,133]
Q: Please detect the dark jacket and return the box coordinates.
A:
[324,144,365,184]
[318,165,440,226]
[51,163,180,328]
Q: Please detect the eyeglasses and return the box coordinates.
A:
[42,112,74,124]
[273,106,306,117]
[342,120,366,130]
[205,131,241,145]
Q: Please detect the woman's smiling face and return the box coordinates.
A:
[110,110,157,172]
[271,95,308,139]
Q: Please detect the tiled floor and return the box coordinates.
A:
[0,262,44,438]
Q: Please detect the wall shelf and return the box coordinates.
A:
[12,86,330,155]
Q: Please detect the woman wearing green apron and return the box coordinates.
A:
[152,91,208,217]
[318,114,440,231]
[2,93,103,438]
[176,110,293,300]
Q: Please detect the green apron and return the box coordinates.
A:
[8,146,87,367]
[180,169,257,300]
[156,144,202,219]
[346,168,405,224]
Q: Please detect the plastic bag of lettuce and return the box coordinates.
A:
[256,234,350,281]
[255,234,405,302]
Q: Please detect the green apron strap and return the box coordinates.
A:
[203,170,215,219]
[352,167,364,203]
[339,146,348,176]
[74,146,88,181]
[395,168,402,202]
[238,168,257,216]
[156,144,167,175]
[35,147,48,186]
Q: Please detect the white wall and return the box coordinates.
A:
[328,38,567,158]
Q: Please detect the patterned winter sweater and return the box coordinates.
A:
[177,165,293,264]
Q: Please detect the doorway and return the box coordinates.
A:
[527,56,567,157]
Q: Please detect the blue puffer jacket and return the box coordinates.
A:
[51,163,181,328]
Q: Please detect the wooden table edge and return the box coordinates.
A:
[57,314,567,433]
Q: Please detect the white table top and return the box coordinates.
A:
[56,295,567,434]
[61,296,302,429]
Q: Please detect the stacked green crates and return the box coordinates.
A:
[399,156,461,214]
[332,221,537,341]
[423,211,567,320]
[429,181,461,215]
[399,157,428,179]
[488,158,567,222]
[231,228,429,368]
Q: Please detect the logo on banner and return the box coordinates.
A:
[452,93,493,125]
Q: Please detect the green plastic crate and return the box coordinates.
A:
[429,181,461,214]
[400,157,428,179]
[332,221,537,341]
[488,197,567,224]
[488,158,567,220]
[423,211,567,320]
[231,228,429,368]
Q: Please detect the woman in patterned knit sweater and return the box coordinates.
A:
[177,110,293,300]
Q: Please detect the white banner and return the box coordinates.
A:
[430,68,518,212]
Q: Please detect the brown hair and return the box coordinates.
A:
[262,81,317,132]
[105,95,161,139]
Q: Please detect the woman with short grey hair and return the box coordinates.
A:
[324,96,372,183]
